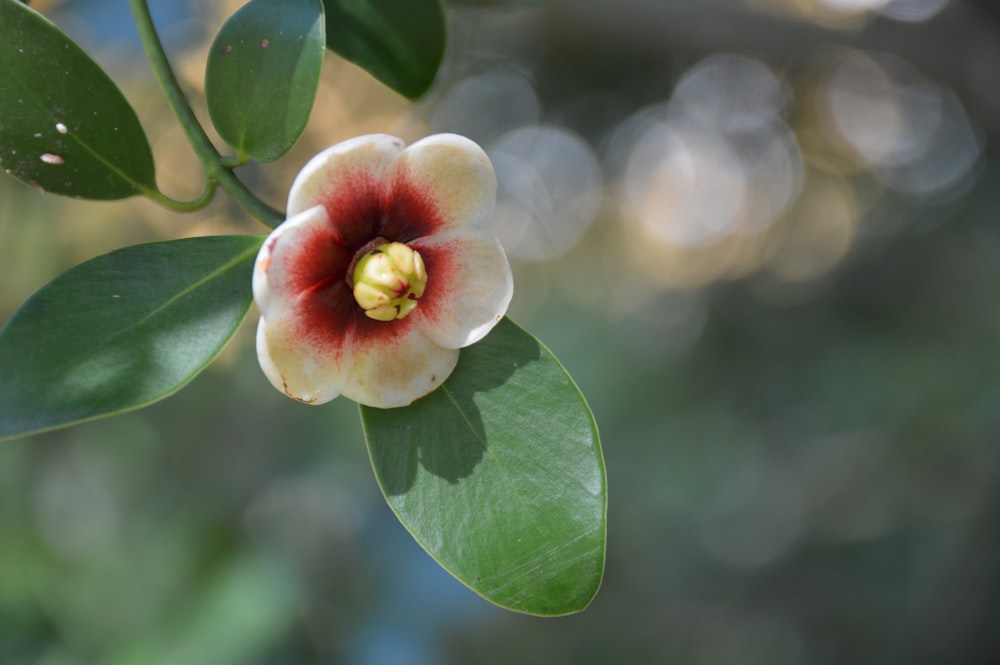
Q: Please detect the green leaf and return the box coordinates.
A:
[0,236,263,440]
[205,0,325,163]
[0,0,157,199]
[361,318,606,615]
[323,0,445,99]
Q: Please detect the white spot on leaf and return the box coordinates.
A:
[40,153,65,165]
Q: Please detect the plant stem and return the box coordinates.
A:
[143,180,218,213]
[128,0,284,228]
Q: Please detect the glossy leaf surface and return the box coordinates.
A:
[323,0,445,99]
[362,318,606,615]
[0,236,262,440]
[205,0,325,163]
[0,0,156,199]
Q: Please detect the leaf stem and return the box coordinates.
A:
[128,0,285,228]
[142,179,218,213]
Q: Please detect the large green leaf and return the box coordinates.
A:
[361,318,606,615]
[0,0,157,199]
[323,0,445,99]
[0,236,263,440]
[205,0,325,163]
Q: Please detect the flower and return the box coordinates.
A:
[253,134,513,408]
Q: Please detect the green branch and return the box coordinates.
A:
[128,0,285,228]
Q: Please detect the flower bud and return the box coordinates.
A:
[351,242,427,321]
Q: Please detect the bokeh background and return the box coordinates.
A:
[3,0,1000,662]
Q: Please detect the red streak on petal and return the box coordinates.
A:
[293,280,416,355]
[381,175,443,241]
[294,280,354,346]
[408,237,457,329]
[266,234,280,254]
[277,221,350,297]
[353,306,417,346]
[279,170,386,322]
[319,171,384,249]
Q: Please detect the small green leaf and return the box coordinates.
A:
[361,318,606,615]
[0,0,157,199]
[206,0,325,163]
[323,0,445,99]
[0,236,263,440]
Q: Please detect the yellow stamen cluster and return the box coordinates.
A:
[351,242,428,321]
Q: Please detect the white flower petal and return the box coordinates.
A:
[383,134,497,234]
[256,315,341,405]
[258,307,456,408]
[287,134,405,217]
[412,230,513,349]
[338,327,459,408]
[253,204,339,321]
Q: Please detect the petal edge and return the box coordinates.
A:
[413,230,513,350]
[288,134,405,217]
[382,134,497,238]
